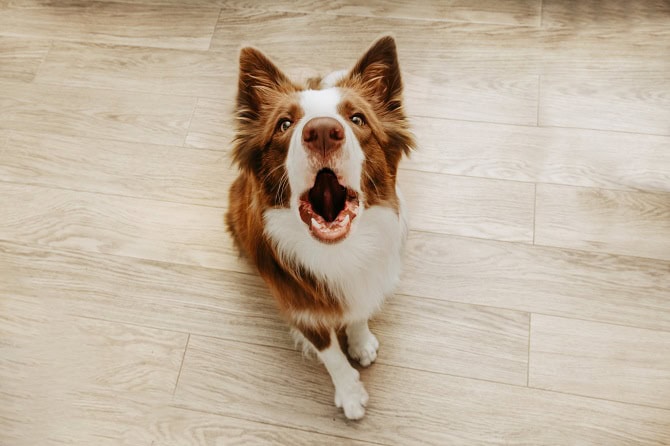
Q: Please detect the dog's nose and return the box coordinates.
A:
[302,117,344,156]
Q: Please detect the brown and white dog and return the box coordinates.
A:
[226,36,414,420]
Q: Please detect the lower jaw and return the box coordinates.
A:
[298,200,359,244]
[308,217,353,243]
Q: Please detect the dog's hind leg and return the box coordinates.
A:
[298,325,368,420]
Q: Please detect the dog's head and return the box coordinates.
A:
[233,36,414,244]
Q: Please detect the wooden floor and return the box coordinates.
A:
[1,1,669,445]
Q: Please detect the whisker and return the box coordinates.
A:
[365,170,380,197]
[263,163,286,183]
[275,171,289,206]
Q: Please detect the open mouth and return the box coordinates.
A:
[298,168,359,243]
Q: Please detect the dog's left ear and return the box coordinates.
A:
[348,35,403,113]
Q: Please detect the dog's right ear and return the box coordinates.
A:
[237,47,290,118]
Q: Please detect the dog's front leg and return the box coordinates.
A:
[346,320,379,367]
[298,326,369,420]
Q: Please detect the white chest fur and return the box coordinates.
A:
[263,192,408,323]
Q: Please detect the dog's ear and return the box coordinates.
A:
[348,36,403,112]
[237,47,290,118]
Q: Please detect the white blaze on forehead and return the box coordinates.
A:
[321,70,348,88]
[299,88,341,119]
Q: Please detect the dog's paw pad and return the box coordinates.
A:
[334,380,369,420]
[348,332,379,367]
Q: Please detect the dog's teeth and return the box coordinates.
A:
[342,214,350,226]
[311,218,323,230]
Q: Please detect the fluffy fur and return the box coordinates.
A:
[226,36,414,420]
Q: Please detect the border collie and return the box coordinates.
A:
[226,36,414,420]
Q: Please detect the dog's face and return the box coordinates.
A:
[233,36,413,244]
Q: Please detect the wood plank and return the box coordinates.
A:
[224,0,543,26]
[535,184,670,260]
[404,117,670,192]
[97,0,542,26]
[184,98,235,150]
[174,335,670,445]
[0,297,187,446]
[375,295,529,385]
[0,80,196,145]
[0,1,220,50]
[210,8,670,76]
[35,41,237,99]
[539,0,670,74]
[540,75,670,135]
[0,182,243,270]
[0,36,49,81]
[0,241,282,346]
[141,407,378,446]
[539,26,670,74]
[399,231,670,332]
[542,0,670,27]
[529,314,670,409]
[0,132,234,207]
[398,169,535,242]
[403,69,539,124]
[0,239,528,387]
[210,9,541,71]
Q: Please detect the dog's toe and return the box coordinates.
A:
[335,379,369,420]
[348,332,379,367]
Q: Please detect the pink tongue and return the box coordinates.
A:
[308,170,346,222]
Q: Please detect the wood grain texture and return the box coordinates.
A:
[404,117,670,192]
[0,80,196,145]
[0,132,233,207]
[540,75,670,135]
[0,0,220,50]
[0,37,49,81]
[530,314,670,409]
[399,169,535,242]
[232,0,542,26]
[539,27,670,74]
[542,0,670,27]
[535,184,670,260]
[0,241,287,346]
[35,41,237,99]
[104,0,541,26]
[0,240,530,388]
[0,130,7,149]
[184,98,235,150]
[403,69,539,124]
[0,297,187,446]
[0,182,242,270]
[174,335,670,445]
[399,231,670,332]
[210,7,670,76]
[141,407,378,446]
[210,8,540,71]
[375,295,529,385]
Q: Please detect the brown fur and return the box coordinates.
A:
[226,36,414,351]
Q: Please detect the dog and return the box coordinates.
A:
[226,35,414,420]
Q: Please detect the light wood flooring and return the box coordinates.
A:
[1,1,669,445]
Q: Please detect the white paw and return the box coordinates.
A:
[334,375,369,420]
[348,332,379,367]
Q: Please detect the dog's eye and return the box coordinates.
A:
[278,119,292,132]
[350,114,365,126]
